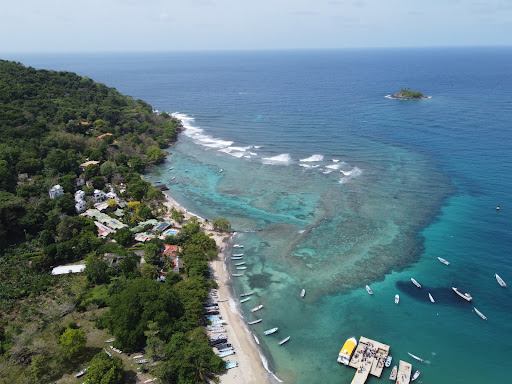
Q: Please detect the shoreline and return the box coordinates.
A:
[160,192,271,384]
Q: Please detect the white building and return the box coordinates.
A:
[75,200,87,213]
[75,190,85,201]
[49,184,64,199]
[93,189,107,202]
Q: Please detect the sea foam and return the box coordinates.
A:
[262,154,291,165]
[300,154,324,162]
[339,167,362,183]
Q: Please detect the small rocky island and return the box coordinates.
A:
[388,88,430,100]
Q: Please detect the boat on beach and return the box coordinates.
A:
[300,288,306,298]
[452,287,473,301]
[240,291,254,297]
[395,294,399,304]
[264,327,278,335]
[278,336,290,345]
[411,278,422,288]
[429,293,435,303]
[407,352,424,362]
[411,370,420,381]
[389,365,398,380]
[337,337,358,365]
[438,257,450,265]
[366,285,373,295]
[248,319,262,325]
[250,304,263,312]
[495,273,507,287]
[474,307,487,320]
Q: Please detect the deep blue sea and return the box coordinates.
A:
[9,48,512,383]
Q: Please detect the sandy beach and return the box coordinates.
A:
[162,193,270,384]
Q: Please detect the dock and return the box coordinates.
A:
[396,360,412,384]
[348,336,390,384]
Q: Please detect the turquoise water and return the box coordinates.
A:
[13,48,512,383]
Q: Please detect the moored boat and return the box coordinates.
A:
[411,370,420,381]
[250,304,263,312]
[385,355,393,367]
[336,336,358,365]
[232,273,243,277]
[278,336,290,345]
[240,297,251,303]
[389,365,398,380]
[411,278,422,288]
[366,285,373,295]
[232,253,244,257]
[395,294,399,304]
[452,287,473,301]
[248,319,262,325]
[240,291,254,297]
[438,257,450,265]
[231,256,243,260]
[233,244,243,248]
[235,262,245,266]
[495,273,507,287]
[236,266,247,270]
[474,307,487,320]
[300,288,306,298]
[429,293,435,303]
[407,352,424,362]
[264,327,278,335]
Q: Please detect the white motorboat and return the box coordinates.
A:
[236,266,247,270]
[411,278,422,288]
[389,365,398,380]
[385,355,393,367]
[395,294,399,304]
[231,256,243,260]
[407,352,424,362]
[411,370,420,381]
[438,257,450,265]
[233,244,243,248]
[474,307,487,320]
[250,305,263,312]
[366,285,373,295]
[429,293,435,303]
[495,273,507,287]
[452,287,473,301]
[232,253,244,257]
[301,288,306,298]
[278,336,290,345]
[264,327,278,335]
[248,319,262,325]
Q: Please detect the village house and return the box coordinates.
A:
[49,184,64,199]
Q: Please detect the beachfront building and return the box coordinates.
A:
[49,184,64,199]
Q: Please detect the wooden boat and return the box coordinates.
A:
[264,327,278,335]
[495,273,507,287]
[429,293,435,303]
[250,304,263,312]
[300,288,306,298]
[438,257,450,265]
[389,365,398,380]
[407,352,424,362]
[366,285,373,295]
[411,278,422,288]
[395,294,399,304]
[240,297,251,303]
[235,262,246,266]
[248,319,262,325]
[411,370,420,381]
[452,287,473,302]
[474,307,487,320]
[278,336,290,345]
[240,291,254,297]
[236,266,247,270]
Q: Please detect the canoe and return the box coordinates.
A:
[264,327,278,335]
[250,305,263,312]
[278,336,290,345]
[474,307,487,320]
[495,273,507,287]
[248,319,262,325]
[240,297,251,303]
[411,278,422,288]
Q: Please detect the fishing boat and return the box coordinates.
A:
[337,336,358,365]
[300,288,306,298]
[250,305,263,312]
[395,294,399,304]
[411,278,422,288]
[429,293,435,303]
[240,297,251,303]
[452,287,473,301]
[411,370,421,381]
[240,291,254,297]
[233,244,243,248]
[232,273,243,277]
[232,253,244,257]
[438,257,450,265]
[495,273,507,287]
[366,285,373,295]
[264,327,278,335]
[278,336,290,345]
[385,355,393,367]
[231,256,243,260]
[235,262,245,266]
[474,307,487,320]
[407,352,424,362]
[389,365,398,380]
[236,266,247,270]
[248,319,262,325]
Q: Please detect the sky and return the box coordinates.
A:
[1,0,512,52]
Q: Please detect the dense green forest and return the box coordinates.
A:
[0,60,227,383]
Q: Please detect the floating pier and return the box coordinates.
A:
[396,360,412,384]
[348,336,390,384]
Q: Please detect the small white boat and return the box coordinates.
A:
[385,355,393,367]
[250,305,263,312]
[236,266,247,270]
[171,176,176,180]
[452,287,473,302]
[233,244,243,248]
[411,370,420,381]
[438,257,450,265]
[495,273,507,287]
[389,365,398,380]
[240,297,251,303]
[301,288,306,298]
[219,169,223,173]
[231,256,243,260]
[232,253,244,257]
[248,319,262,325]
[235,262,245,266]
[264,327,278,335]
[429,293,435,303]
[411,278,422,288]
[407,352,424,362]
[366,285,373,295]
[232,273,243,277]
[240,291,254,297]
[169,167,173,170]
[278,336,290,345]
[395,294,399,304]
[474,307,487,320]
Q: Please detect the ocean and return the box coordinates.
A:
[11,48,512,383]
